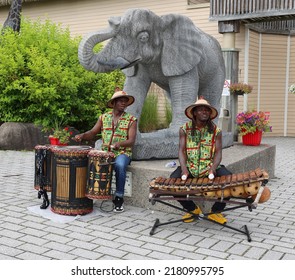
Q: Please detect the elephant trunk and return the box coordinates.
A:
[78,28,121,73]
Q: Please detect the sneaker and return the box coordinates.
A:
[113,196,124,213]
[182,207,202,223]
[208,213,227,224]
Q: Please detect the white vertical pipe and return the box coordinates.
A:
[284,35,291,136]
[244,27,250,111]
[257,33,262,111]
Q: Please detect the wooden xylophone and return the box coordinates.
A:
[149,168,270,201]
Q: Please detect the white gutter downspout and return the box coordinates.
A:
[284,35,291,136]
[243,28,249,111]
[257,33,262,111]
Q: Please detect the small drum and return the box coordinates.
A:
[34,145,53,192]
[86,149,115,200]
[51,145,93,215]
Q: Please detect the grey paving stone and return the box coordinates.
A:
[0,137,295,261]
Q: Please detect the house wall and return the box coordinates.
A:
[0,0,294,136]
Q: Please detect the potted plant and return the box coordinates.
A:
[236,110,272,146]
[289,84,295,94]
[44,120,72,146]
[229,82,253,95]
[48,124,72,146]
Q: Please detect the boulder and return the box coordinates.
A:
[0,122,46,150]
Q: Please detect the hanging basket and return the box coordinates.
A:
[242,130,262,146]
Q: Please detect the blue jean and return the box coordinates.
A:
[113,154,131,198]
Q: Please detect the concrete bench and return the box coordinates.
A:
[124,142,276,213]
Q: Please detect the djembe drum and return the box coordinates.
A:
[86,149,115,200]
[34,144,53,192]
[51,145,93,215]
[34,145,52,209]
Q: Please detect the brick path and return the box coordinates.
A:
[0,137,294,260]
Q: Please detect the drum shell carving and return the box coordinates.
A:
[51,146,93,215]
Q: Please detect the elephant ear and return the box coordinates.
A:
[161,14,203,76]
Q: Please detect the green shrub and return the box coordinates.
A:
[0,18,124,131]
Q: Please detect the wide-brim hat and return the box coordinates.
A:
[107,91,135,108]
[185,98,218,120]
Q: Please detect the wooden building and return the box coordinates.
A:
[0,0,294,136]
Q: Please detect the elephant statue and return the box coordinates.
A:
[78,8,226,159]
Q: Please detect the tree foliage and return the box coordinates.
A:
[0,18,125,131]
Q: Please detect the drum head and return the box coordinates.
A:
[54,145,92,151]
[51,145,92,155]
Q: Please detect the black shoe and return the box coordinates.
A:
[113,196,124,213]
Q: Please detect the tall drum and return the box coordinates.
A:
[51,146,93,215]
[34,145,53,192]
[86,150,115,200]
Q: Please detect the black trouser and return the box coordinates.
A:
[170,165,232,212]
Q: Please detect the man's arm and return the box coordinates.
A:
[210,132,222,175]
[178,128,189,177]
[74,116,102,142]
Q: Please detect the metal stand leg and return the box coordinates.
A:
[38,189,50,209]
[149,198,252,242]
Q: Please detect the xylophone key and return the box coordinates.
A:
[155,177,163,185]
[185,178,192,187]
[237,173,244,182]
[196,177,204,186]
[231,174,237,187]
[249,170,257,181]
[254,168,263,178]
[191,177,198,186]
[261,170,269,180]
[175,178,182,187]
[164,178,170,186]
[225,174,232,186]
[243,172,250,184]
[169,177,176,186]
[212,176,220,190]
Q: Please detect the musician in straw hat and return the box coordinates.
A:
[170,97,232,224]
[74,89,137,213]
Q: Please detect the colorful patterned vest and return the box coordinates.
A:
[181,121,221,177]
[101,111,136,157]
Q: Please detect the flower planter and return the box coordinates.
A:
[49,137,68,146]
[234,90,245,96]
[242,130,262,146]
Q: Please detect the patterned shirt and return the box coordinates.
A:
[181,121,221,177]
[101,111,137,157]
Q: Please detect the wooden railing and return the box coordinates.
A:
[210,0,295,21]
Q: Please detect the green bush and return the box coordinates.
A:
[0,18,125,131]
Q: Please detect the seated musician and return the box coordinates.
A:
[74,89,137,213]
[170,97,231,224]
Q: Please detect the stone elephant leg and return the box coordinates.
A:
[123,70,152,131]
[168,68,199,131]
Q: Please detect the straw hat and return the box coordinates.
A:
[107,90,135,108]
[185,97,218,120]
